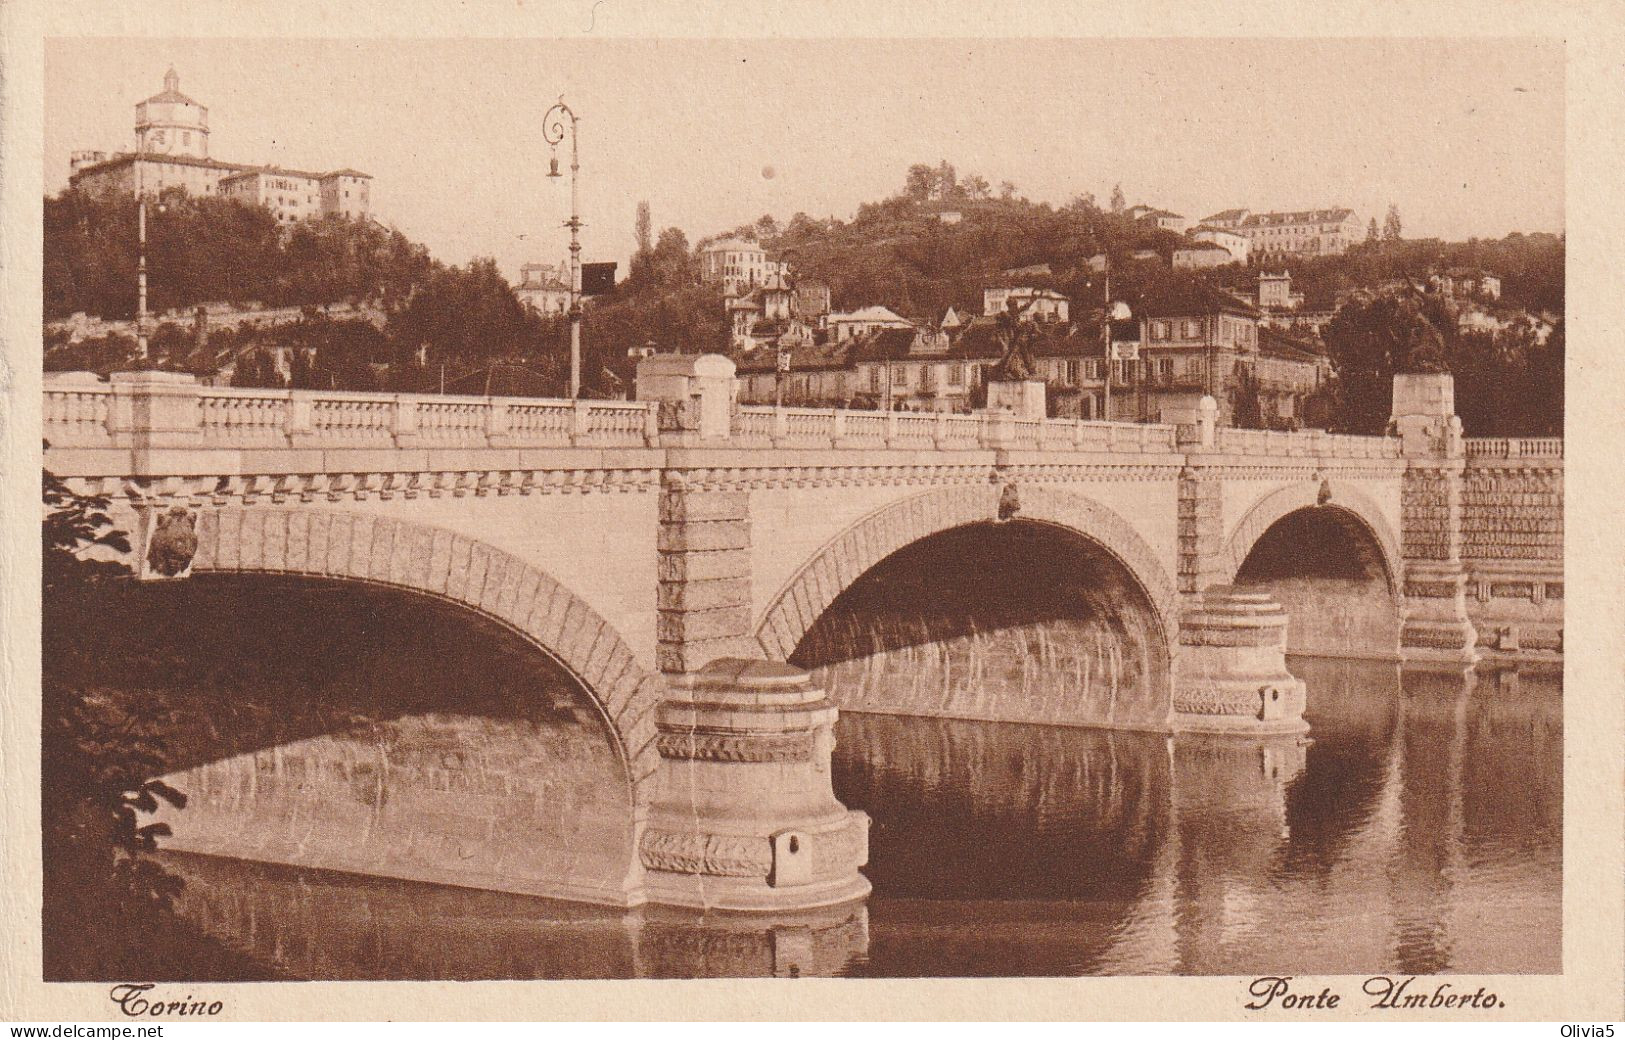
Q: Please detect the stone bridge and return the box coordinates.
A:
[41,361,1562,913]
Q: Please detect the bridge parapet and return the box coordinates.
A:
[44,375,662,452]
[1463,437,1564,460]
[732,404,1178,454]
[1211,426,1402,460]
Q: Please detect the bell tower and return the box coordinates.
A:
[134,67,210,159]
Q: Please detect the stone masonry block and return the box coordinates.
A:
[505,569,542,630]
[657,605,752,643]
[443,536,472,601]
[367,518,398,581]
[532,579,573,648]
[461,544,490,607]
[386,521,415,586]
[657,549,750,583]
[602,660,644,718]
[657,520,751,553]
[477,552,510,614]
[404,525,435,591]
[657,577,751,612]
[659,489,750,523]
[193,510,219,571]
[262,510,288,571]
[581,625,618,693]
[285,512,310,573]
[344,515,374,579]
[239,508,264,569]
[657,636,753,674]
[427,529,454,594]
[320,512,349,577]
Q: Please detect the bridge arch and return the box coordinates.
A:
[183,506,664,797]
[1221,479,1402,594]
[753,483,1180,664]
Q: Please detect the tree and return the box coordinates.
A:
[904,163,935,202]
[1109,184,1127,214]
[634,201,652,256]
[1383,204,1403,242]
[1367,218,1380,243]
[935,160,958,200]
[999,180,1018,201]
[962,174,992,201]
[1321,289,1448,433]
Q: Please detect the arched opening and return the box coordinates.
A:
[45,573,641,912]
[788,518,1172,730]
[1233,506,1400,658]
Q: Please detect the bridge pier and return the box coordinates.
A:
[1171,586,1309,735]
[641,659,871,911]
[1392,375,1480,667]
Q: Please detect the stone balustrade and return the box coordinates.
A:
[1463,437,1565,459]
[1216,426,1402,460]
[44,377,1416,461]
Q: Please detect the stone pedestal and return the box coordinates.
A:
[641,659,871,912]
[1172,586,1308,735]
[986,379,1046,420]
[635,353,738,442]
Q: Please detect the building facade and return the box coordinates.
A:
[982,286,1070,322]
[699,238,786,297]
[1189,226,1250,263]
[515,262,572,316]
[68,69,372,223]
[1172,241,1235,270]
[1198,208,1361,258]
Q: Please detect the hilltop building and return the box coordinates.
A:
[515,262,572,316]
[1197,207,1361,258]
[68,69,372,224]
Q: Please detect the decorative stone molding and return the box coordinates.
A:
[656,729,816,762]
[1220,479,1404,595]
[63,468,661,506]
[639,828,773,878]
[179,506,664,791]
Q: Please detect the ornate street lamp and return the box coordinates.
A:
[135,132,176,364]
[543,97,583,398]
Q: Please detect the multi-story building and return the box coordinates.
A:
[699,238,787,297]
[1172,240,1235,270]
[1188,225,1250,263]
[514,262,572,316]
[1130,207,1188,234]
[1199,207,1361,258]
[982,286,1069,322]
[67,69,372,223]
[828,305,914,343]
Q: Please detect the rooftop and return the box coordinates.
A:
[1240,208,1355,227]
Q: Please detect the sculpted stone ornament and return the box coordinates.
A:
[1317,476,1333,506]
[144,506,199,578]
[997,481,1021,521]
[987,303,1040,383]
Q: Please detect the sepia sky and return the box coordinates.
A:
[44,37,1564,281]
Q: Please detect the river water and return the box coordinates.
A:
[151,654,1560,979]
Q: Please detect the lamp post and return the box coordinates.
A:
[543,98,582,399]
[134,133,175,364]
[1104,297,1133,422]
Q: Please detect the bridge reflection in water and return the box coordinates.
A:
[156,657,1559,979]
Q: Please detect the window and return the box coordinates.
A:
[869,367,881,392]
[1158,358,1173,381]
[1065,359,1079,384]
[1152,321,1167,341]
[1184,319,1200,338]
[892,364,909,387]
[948,364,964,387]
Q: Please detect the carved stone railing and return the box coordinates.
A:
[1214,426,1402,460]
[44,380,661,451]
[729,405,1180,453]
[1464,437,1565,460]
[44,377,1413,462]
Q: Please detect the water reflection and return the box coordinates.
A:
[160,657,1559,978]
